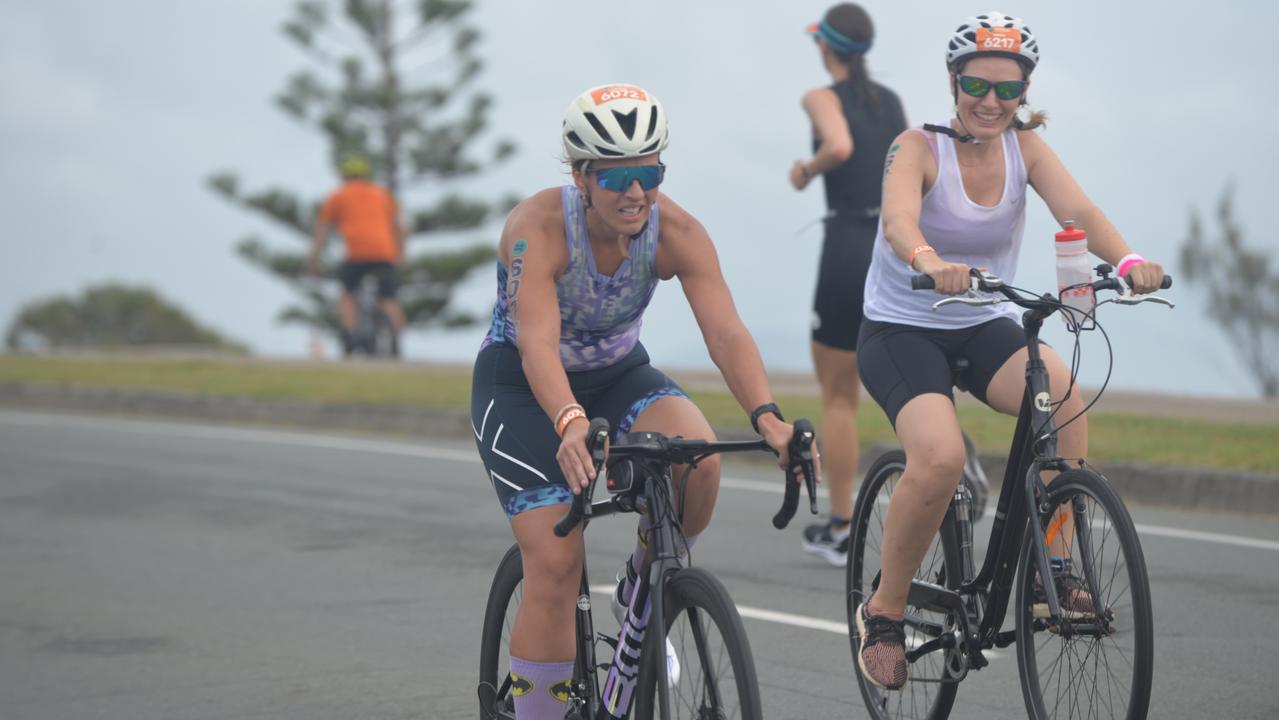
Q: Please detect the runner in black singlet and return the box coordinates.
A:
[789,3,906,566]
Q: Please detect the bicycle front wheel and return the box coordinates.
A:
[478,544,522,720]
[847,450,960,720]
[634,567,762,720]
[1014,468,1154,719]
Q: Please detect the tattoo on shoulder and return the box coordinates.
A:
[883,143,902,177]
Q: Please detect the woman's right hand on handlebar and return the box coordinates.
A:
[556,417,598,495]
[915,253,972,295]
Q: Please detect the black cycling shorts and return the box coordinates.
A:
[470,341,687,519]
[811,214,878,351]
[856,316,1038,427]
[339,261,398,299]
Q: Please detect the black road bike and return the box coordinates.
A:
[847,265,1172,719]
[480,417,819,720]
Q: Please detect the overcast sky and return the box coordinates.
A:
[3,1,1277,398]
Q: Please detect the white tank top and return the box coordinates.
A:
[863,123,1027,329]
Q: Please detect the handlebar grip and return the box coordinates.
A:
[773,418,818,530]
[1123,273,1172,290]
[553,417,612,538]
[911,275,936,290]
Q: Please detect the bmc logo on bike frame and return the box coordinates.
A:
[975,27,1022,53]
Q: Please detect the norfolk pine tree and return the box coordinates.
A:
[1180,184,1279,398]
[208,0,516,349]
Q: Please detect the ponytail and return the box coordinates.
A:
[838,52,880,112]
[1012,109,1048,132]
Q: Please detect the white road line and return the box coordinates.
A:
[1132,525,1279,552]
[589,584,846,635]
[3,410,1276,556]
[586,584,1003,658]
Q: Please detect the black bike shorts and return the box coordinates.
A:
[857,316,1038,427]
[811,214,878,351]
[470,341,687,519]
[339,261,398,299]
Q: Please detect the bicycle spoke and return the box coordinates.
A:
[1019,474,1152,719]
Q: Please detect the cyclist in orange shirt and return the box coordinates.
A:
[308,154,407,355]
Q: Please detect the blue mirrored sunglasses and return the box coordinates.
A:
[591,163,666,192]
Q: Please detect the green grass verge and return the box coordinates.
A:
[3,355,1276,473]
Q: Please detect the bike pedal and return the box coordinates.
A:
[906,579,964,614]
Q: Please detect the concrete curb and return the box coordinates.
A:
[3,382,1276,515]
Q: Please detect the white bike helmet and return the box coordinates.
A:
[562,84,669,161]
[945,11,1039,72]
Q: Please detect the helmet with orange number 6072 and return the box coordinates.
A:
[562,84,670,161]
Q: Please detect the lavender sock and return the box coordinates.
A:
[509,656,573,720]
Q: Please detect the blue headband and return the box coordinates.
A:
[816,20,871,55]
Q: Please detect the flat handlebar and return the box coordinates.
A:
[910,270,1173,293]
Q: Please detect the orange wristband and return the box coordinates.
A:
[907,245,936,269]
[556,407,587,437]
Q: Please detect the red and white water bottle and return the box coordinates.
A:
[1055,221,1094,327]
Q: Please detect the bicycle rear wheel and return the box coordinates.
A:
[478,544,523,720]
[634,567,762,720]
[1014,468,1154,719]
[847,450,960,720]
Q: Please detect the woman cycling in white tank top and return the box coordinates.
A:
[850,11,1167,691]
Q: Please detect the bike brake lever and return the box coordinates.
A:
[772,419,818,530]
[1113,294,1174,308]
[933,292,1002,309]
[553,418,610,538]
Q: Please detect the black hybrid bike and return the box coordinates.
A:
[480,417,818,720]
[847,265,1172,720]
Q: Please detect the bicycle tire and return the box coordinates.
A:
[847,450,960,720]
[633,567,762,720]
[1013,468,1154,720]
[478,544,523,720]
[373,311,398,358]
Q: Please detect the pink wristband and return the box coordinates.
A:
[1116,253,1146,277]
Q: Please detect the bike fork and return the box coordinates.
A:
[574,568,600,718]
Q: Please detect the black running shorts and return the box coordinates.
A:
[338,261,398,299]
[811,214,878,351]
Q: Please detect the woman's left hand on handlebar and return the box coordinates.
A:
[758,415,822,485]
[1124,260,1165,294]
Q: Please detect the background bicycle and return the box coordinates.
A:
[480,417,818,720]
[848,266,1172,719]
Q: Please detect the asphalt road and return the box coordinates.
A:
[2,410,1277,719]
